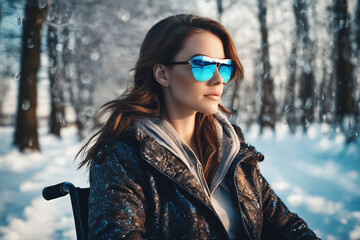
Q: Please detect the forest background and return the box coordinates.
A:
[1,0,359,149]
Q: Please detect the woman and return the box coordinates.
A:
[79,14,320,240]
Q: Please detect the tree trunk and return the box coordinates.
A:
[217,0,223,21]
[258,0,276,131]
[354,0,360,138]
[48,24,65,136]
[0,2,2,26]
[319,66,333,124]
[293,0,315,131]
[66,29,96,139]
[284,41,298,133]
[333,0,354,123]
[356,0,360,55]
[14,0,48,151]
[0,2,2,121]
[62,26,88,139]
[230,78,240,118]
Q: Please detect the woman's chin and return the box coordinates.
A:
[197,105,219,115]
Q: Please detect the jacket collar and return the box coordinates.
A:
[132,112,241,196]
[133,128,214,209]
[128,127,264,211]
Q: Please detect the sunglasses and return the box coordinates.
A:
[164,55,233,83]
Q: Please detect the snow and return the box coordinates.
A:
[245,123,360,240]
[0,125,88,240]
[1,117,360,240]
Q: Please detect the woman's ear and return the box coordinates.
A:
[153,64,170,87]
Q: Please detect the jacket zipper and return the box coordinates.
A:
[184,145,211,198]
[140,152,231,240]
[228,151,256,240]
[197,161,211,197]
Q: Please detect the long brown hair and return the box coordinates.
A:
[78,14,243,186]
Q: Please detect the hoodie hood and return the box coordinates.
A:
[134,111,241,196]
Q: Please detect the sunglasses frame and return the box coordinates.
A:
[164,55,233,83]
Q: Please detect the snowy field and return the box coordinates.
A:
[0,80,360,240]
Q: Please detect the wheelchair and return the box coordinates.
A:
[42,182,89,240]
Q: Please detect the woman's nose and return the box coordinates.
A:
[208,67,224,85]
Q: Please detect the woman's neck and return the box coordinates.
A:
[171,117,201,159]
[166,111,198,152]
[168,115,195,145]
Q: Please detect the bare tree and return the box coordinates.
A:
[0,2,4,121]
[356,0,360,56]
[355,0,360,136]
[333,0,354,125]
[46,2,71,136]
[48,24,65,136]
[318,3,336,125]
[352,1,360,140]
[296,0,316,131]
[283,0,316,132]
[284,37,297,132]
[217,0,223,21]
[72,30,97,139]
[14,0,48,151]
[319,65,334,124]
[258,0,276,131]
[0,1,22,123]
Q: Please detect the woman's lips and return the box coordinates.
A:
[204,93,221,101]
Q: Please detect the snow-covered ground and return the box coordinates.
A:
[248,124,360,240]
[0,126,88,240]
[0,79,359,240]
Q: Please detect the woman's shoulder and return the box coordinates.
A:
[92,133,141,166]
[230,124,265,165]
[89,134,148,182]
[231,124,245,142]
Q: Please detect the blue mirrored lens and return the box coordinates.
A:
[190,56,233,83]
[191,56,216,82]
[219,64,233,83]
[192,65,216,82]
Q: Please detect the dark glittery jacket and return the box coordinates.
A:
[88,126,320,240]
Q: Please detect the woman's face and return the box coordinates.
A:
[162,31,226,118]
